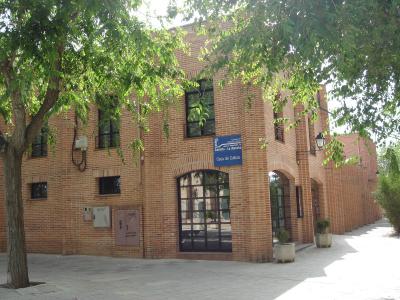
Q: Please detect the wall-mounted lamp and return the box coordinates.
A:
[297,132,326,154]
[315,132,326,150]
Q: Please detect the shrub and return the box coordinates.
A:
[375,148,400,235]
[316,219,330,234]
[276,229,290,244]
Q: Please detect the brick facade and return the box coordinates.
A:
[0,28,381,262]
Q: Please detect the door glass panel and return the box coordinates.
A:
[219,185,230,197]
[180,225,192,250]
[191,172,203,185]
[205,198,217,210]
[269,171,288,240]
[193,198,205,211]
[180,187,190,199]
[178,170,231,252]
[219,197,229,210]
[193,211,205,223]
[220,210,230,222]
[205,185,218,197]
[191,186,203,198]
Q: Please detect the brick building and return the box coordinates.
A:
[0,28,381,262]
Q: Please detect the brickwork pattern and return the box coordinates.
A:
[0,28,381,261]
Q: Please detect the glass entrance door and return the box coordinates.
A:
[269,172,286,242]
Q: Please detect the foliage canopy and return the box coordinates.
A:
[0,0,188,149]
[182,0,400,144]
[0,0,189,289]
[376,147,400,234]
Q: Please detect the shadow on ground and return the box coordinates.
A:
[0,219,397,300]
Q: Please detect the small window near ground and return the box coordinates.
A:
[31,182,48,199]
[296,186,304,218]
[99,176,121,195]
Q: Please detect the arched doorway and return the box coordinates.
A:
[177,170,231,252]
[311,179,321,231]
[269,171,291,242]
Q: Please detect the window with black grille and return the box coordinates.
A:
[99,176,121,195]
[178,170,231,252]
[31,182,47,199]
[97,109,120,149]
[185,79,215,137]
[31,126,48,158]
[273,111,284,142]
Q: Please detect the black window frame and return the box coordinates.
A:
[30,182,48,199]
[185,79,215,138]
[97,109,120,149]
[31,126,48,158]
[99,176,121,195]
[273,110,285,142]
[177,170,231,252]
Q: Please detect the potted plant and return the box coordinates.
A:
[315,219,332,248]
[274,229,295,263]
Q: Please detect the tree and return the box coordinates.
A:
[182,0,400,143]
[0,0,187,288]
[376,147,400,235]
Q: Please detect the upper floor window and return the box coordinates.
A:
[185,79,215,137]
[97,109,120,149]
[273,111,284,142]
[31,182,47,199]
[99,176,121,195]
[31,126,48,158]
[308,117,316,155]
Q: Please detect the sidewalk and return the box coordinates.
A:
[1,219,399,300]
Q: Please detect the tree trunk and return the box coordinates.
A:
[3,147,29,288]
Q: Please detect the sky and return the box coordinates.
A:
[136,0,187,28]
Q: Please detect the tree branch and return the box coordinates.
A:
[1,53,27,151]
[24,44,64,148]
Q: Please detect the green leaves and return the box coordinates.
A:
[0,0,188,151]
[323,136,346,167]
[187,99,210,126]
[375,147,400,234]
[185,0,400,146]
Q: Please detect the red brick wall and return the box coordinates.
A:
[0,28,381,260]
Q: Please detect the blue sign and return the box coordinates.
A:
[214,135,242,167]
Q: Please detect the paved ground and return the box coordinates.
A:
[0,219,399,300]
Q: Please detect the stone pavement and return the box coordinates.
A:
[0,219,399,300]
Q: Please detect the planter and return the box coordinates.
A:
[316,233,332,248]
[274,243,295,263]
